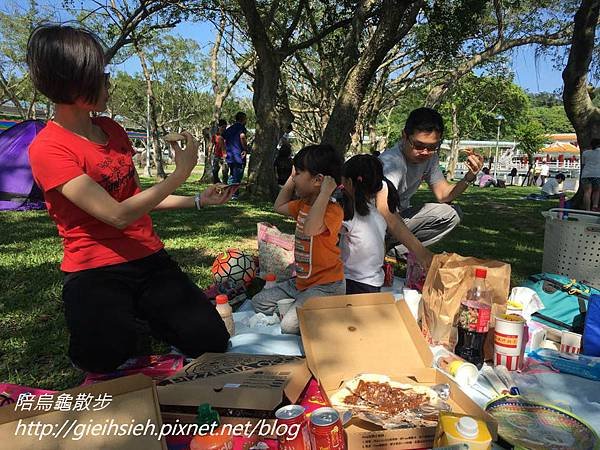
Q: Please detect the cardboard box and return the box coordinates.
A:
[298,292,497,450]
[157,353,311,428]
[0,374,166,449]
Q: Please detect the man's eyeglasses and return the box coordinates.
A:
[406,135,441,154]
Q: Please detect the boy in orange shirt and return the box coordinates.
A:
[252,144,346,334]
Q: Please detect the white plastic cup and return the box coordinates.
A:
[560,330,582,354]
[494,314,525,371]
[402,288,422,323]
[277,298,295,320]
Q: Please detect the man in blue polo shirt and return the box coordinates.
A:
[222,112,248,195]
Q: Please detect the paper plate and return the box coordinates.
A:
[485,396,600,450]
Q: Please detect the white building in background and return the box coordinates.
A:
[445,133,581,189]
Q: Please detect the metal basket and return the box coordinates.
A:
[541,208,600,288]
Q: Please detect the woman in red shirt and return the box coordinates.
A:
[26,24,234,373]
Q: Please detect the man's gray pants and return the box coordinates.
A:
[387,203,463,257]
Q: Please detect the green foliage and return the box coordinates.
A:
[529,105,574,133]
[107,34,253,133]
[514,118,550,161]
[440,73,530,140]
[418,0,489,60]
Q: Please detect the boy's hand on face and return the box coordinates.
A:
[320,175,337,196]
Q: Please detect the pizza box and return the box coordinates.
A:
[157,353,311,431]
[298,292,497,450]
[0,374,166,449]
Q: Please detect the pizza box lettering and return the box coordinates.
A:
[156,353,311,434]
[298,292,497,450]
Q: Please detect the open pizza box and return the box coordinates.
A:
[298,292,497,450]
[0,374,166,449]
[157,353,311,432]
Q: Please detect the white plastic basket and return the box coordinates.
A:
[541,208,600,287]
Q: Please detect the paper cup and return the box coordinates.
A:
[402,289,422,323]
[277,298,295,320]
[494,314,525,371]
[560,330,582,354]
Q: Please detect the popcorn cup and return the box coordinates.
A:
[494,314,525,371]
[560,330,582,354]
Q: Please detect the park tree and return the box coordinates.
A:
[439,74,529,180]
[0,0,56,119]
[514,118,550,185]
[201,7,255,182]
[234,0,355,199]
[561,0,600,207]
[562,0,600,150]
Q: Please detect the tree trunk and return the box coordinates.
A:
[562,0,600,207]
[321,0,422,156]
[247,58,281,199]
[446,103,460,181]
[136,44,166,179]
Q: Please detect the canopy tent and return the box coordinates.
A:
[0,120,46,211]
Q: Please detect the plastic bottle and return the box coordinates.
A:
[263,273,277,290]
[215,294,234,337]
[454,268,492,369]
[190,404,233,450]
[433,347,479,387]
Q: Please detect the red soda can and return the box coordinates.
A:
[309,407,346,450]
[275,404,311,450]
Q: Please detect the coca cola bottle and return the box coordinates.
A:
[455,268,492,368]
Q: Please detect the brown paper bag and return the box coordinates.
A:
[421,253,510,356]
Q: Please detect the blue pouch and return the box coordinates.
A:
[523,273,600,333]
[583,294,600,357]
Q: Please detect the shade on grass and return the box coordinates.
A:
[0,173,556,390]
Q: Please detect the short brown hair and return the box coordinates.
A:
[27,24,106,105]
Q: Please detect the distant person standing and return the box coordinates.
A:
[540,160,550,185]
[211,119,227,184]
[222,112,248,196]
[582,139,600,211]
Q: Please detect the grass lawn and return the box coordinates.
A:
[0,173,557,390]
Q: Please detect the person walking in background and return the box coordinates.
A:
[582,139,600,211]
[211,119,227,184]
[222,112,248,195]
[540,160,550,185]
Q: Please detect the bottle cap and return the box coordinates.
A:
[215,294,229,305]
[456,416,479,438]
[264,273,277,282]
[196,403,220,427]
[475,268,487,279]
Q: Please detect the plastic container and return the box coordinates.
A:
[190,404,233,450]
[528,348,600,381]
[264,273,277,290]
[434,348,479,387]
[541,208,600,286]
[215,294,234,337]
[433,412,492,450]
